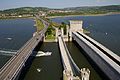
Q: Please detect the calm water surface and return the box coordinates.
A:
[51,14,120,56]
[23,42,102,80]
[23,42,63,80]
[0,18,36,68]
[66,42,103,80]
[1,14,119,80]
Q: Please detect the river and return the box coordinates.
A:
[0,18,36,68]
[22,42,103,80]
[51,14,120,56]
[0,14,119,80]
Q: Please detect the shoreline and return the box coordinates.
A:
[0,12,120,20]
[0,17,34,20]
[46,12,120,18]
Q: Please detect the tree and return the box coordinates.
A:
[60,22,67,35]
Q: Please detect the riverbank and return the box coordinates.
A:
[46,12,120,18]
[0,16,34,20]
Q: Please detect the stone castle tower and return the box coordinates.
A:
[69,20,83,41]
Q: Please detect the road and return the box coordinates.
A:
[0,17,49,80]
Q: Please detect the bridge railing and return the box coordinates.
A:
[61,36,80,75]
[0,16,49,72]
[77,31,120,65]
[0,36,34,73]
[0,17,49,79]
[58,37,71,70]
[63,40,81,74]
[58,36,81,80]
[72,32,120,80]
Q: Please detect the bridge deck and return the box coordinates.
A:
[77,31,120,63]
[58,36,73,74]
[0,17,49,80]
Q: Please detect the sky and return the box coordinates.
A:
[0,0,120,10]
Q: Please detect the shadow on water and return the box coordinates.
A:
[18,41,43,80]
[0,55,11,69]
[66,40,110,80]
[17,40,109,80]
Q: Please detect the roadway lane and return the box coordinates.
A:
[58,36,73,73]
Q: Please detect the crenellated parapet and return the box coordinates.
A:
[80,68,90,80]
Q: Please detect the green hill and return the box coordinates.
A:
[1,7,49,15]
[0,5,120,18]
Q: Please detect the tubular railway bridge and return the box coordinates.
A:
[72,31,120,80]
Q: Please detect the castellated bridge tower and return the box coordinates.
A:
[69,20,83,41]
[80,68,90,80]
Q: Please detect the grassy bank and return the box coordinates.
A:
[0,16,34,20]
[35,18,44,32]
[45,23,56,40]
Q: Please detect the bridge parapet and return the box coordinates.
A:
[77,31,120,63]
[72,32,120,80]
[0,17,49,80]
[58,36,91,80]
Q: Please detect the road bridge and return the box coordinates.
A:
[0,17,49,80]
[72,31,120,80]
[58,35,90,80]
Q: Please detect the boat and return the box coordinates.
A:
[105,32,108,35]
[36,51,52,57]
[6,38,12,40]
[37,68,41,72]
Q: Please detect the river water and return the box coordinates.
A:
[51,14,120,56]
[22,42,103,80]
[0,18,36,68]
[0,14,119,80]
[22,42,63,80]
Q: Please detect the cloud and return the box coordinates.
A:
[96,0,111,2]
[96,0,116,2]
[96,0,104,2]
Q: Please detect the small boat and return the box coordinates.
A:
[37,68,41,72]
[6,38,12,40]
[34,24,36,26]
[105,32,108,35]
[36,51,52,57]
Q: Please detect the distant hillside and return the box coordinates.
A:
[63,5,120,14]
[1,5,120,13]
[0,5,120,18]
[0,7,50,14]
[64,5,120,11]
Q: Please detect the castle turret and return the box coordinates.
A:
[69,20,83,41]
[80,68,90,80]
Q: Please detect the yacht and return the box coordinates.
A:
[37,68,41,72]
[105,32,108,35]
[36,51,52,57]
[6,38,12,40]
